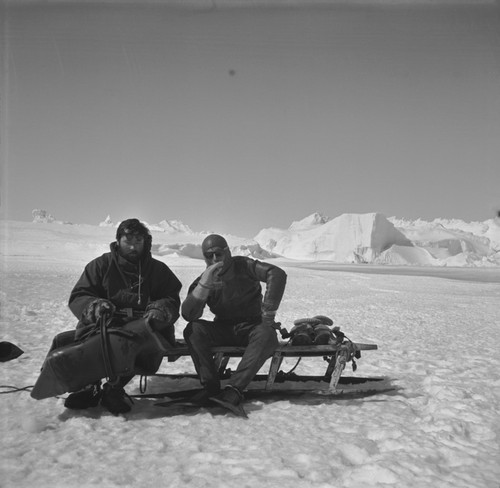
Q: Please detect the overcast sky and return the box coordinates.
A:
[1,1,499,237]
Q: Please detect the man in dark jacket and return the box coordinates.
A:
[182,234,287,415]
[65,218,182,415]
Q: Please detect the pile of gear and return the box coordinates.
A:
[287,315,343,346]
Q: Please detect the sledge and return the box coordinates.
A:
[153,392,250,418]
[31,314,382,404]
[148,317,381,397]
[151,332,384,417]
[152,339,379,393]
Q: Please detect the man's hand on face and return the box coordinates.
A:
[198,261,224,290]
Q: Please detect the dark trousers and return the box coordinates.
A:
[183,320,278,393]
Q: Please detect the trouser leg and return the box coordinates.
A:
[183,321,221,394]
[108,374,134,388]
[230,324,278,392]
[48,330,78,353]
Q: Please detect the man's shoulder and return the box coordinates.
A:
[150,256,170,268]
[231,255,259,273]
[232,255,256,266]
[233,255,285,274]
[86,252,112,266]
[233,255,252,261]
[150,257,178,276]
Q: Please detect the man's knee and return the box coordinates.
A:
[183,322,194,341]
[250,324,279,348]
[50,330,77,351]
[183,320,210,342]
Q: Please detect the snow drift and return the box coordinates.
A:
[255,213,412,263]
[255,212,500,267]
[25,211,274,262]
[28,209,500,267]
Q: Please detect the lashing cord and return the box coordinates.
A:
[0,385,33,394]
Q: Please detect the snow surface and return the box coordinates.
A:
[1,220,500,488]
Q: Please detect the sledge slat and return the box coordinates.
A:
[328,349,348,392]
[164,342,377,360]
[266,351,283,390]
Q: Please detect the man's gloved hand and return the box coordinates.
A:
[198,262,224,290]
[82,299,116,324]
[261,310,279,329]
[143,306,171,323]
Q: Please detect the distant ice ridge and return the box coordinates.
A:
[288,212,331,230]
[32,209,500,266]
[98,216,194,234]
[156,219,194,234]
[32,209,72,225]
[255,213,500,267]
[255,213,412,263]
[389,216,500,251]
[151,241,275,260]
[99,215,114,227]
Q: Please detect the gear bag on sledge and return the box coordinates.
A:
[31,316,174,400]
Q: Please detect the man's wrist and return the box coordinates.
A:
[262,311,277,327]
[192,284,210,300]
[197,281,213,290]
[262,310,277,319]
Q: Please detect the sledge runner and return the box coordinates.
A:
[182,234,287,417]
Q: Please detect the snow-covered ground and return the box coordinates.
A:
[1,221,499,487]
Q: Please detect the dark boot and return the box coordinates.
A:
[211,385,248,418]
[101,382,132,415]
[188,387,220,407]
[64,383,102,409]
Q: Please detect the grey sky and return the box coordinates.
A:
[2,1,499,236]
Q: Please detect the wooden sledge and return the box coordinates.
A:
[152,338,379,394]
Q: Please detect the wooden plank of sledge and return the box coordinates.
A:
[161,341,378,392]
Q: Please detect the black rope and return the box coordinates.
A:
[99,314,116,381]
[284,357,302,375]
[0,385,34,394]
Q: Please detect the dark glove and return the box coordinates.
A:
[144,299,174,323]
[143,307,171,322]
[261,311,279,329]
[82,299,115,324]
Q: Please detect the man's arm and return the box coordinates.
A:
[181,279,207,322]
[249,260,287,321]
[145,264,182,324]
[181,262,224,322]
[68,258,109,321]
